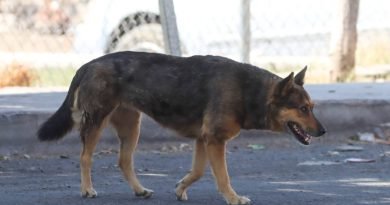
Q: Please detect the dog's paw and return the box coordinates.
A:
[227,195,251,205]
[135,188,154,199]
[175,180,188,201]
[81,188,98,198]
[176,190,188,201]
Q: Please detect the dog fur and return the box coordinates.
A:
[37,51,325,205]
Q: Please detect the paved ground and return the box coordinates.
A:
[1,135,390,205]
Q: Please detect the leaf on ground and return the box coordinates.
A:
[344,158,376,163]
[298,160,341,166]
[335,145,364,152]
[0,155,10,161]
[247,144,265,150]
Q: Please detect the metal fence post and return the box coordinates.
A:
[240,0,251,63]
[329,0,360,82]
[159,0,182,56]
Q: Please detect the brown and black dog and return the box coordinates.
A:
[38,51,325,205]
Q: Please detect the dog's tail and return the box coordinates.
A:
[37,67,85,141]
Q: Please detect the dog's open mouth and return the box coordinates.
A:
[287,121,312,145]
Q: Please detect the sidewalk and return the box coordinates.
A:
[1,83,390,153]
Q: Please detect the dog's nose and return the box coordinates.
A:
[318,127,326,136]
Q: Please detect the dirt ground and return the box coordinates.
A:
[1,132,389,205]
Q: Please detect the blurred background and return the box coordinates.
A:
[0,0,389,87]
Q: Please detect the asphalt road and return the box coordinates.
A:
[1,134,389,205]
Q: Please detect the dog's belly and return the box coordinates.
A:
[140,103,203,138]
[120,89,205,138]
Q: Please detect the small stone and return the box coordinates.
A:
[179,143,191,151]
[327,151,340,156]
[59,155,69,159]
[373,127,386,139]
[357,132,375,142]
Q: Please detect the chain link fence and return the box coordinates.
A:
[0,0,389,87]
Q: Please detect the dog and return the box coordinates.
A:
[37,51,326,205]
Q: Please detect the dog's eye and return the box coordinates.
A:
[300,106,309,113]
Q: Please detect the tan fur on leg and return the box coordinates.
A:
[111,106,153,198]
[175,139,207,201]
[206,142,250,205]
[80,125,104,198]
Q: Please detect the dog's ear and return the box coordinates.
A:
[294,66,307,86]
[275,72,294,95]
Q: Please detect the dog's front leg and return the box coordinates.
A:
[176,138,208,201]
[206,141,251,205]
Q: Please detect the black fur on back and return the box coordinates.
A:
[37,66,86,141]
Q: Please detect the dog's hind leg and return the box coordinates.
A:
[80,119,107,198]
[110,106,153,199]
[175,138,207,201]
[79,102,116,198]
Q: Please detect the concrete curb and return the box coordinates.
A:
[1,83,390,154]
[315,99,390,131]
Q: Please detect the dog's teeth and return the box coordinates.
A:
[305,136,311,142]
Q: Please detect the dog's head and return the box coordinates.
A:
[267,66,326,145]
